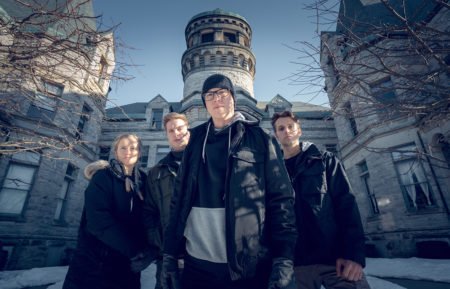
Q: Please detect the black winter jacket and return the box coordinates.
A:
[289,142,365,267]
[163,115,297,281]
[143,151,181,258]
[63,161,147,289]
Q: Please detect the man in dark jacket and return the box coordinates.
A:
[272,111,370,289]
[161,74,297,289]
[143,112,190,289]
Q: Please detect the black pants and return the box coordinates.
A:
[181,255,270,289]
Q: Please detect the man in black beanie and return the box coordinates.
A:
[161,73,298,289]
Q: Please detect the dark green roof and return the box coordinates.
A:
[189,8,249,24]
[105,101,182,119]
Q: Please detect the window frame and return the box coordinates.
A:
[0,152,41,220]
[358,160,380,216]
[151,109,164,130]
[391,143,437,211]
[155,146,170,165]
[27,81,63,121]
[344,102,358,136]
[53,163,78,224]
[75,104,92,140]
[139,145,150,169]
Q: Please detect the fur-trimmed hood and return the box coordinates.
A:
[84,160,109,180]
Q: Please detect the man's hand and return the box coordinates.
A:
[161,254,181,289]
[267,257,296,289]
[130,248,156,273]
[336,258,363,281]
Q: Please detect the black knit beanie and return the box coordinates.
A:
[201,74,235,106]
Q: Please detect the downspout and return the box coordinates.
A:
[417,131,450,215]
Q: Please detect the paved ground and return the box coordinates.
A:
[382,277,450,289]
[22,279,450,289]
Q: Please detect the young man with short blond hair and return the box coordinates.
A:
[143,112,190,289]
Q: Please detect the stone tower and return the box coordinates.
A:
[180,8,256,125]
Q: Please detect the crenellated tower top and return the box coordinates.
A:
[181,8,256,104]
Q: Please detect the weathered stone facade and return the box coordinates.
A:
[102,9,338,171]
[320,0,450,258]
[0,0,115,269]
[0,8,336,270]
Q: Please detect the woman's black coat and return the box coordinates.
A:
[63,162,147,289]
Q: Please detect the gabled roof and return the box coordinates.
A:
[105,97,182,120]
[105,102,147,119]
[256,94,330,112]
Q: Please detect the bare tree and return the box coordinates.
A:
[288,0,450,168]
[0,0,130,158]
[290,0,449,128]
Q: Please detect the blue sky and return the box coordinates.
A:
[92,0,333,107]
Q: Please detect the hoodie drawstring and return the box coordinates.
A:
[202,122,211,163]
[202,122,232,164]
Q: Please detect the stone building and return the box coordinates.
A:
[0,0,115,269]
[101,9,338,170]
[320,0,450,258]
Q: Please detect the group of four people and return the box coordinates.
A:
[62,74,369,289]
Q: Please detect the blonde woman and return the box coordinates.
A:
[63,134,152,289]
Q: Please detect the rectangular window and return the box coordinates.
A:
[155,146,170,165]
[0,152,40,216]
[201,32,214,43]
[344,102,358,136]
[370,77,396,100]
[139,145,149,168]
[27,81,63,121]
[224,32,236,43]
[54,163,77,222]
[392,144,435,211]
[98,57,108,87]
[359,160,379,215]
[370,77,400,120]
[75,104,92,140]
[99,145,111,161]
[151,109,163,130]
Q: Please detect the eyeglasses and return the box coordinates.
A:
[204,89,230,101]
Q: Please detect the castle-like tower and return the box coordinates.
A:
[180,9,256,124]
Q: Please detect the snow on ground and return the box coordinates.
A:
[364,257,450,283]
[0,258,449,289]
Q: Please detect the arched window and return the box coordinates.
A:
[204,52,211,65]
[193,55,200,67]
[238,55,245,68]
[227,52,234,65]
[185,59,191,71]
[216,51,223,63]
